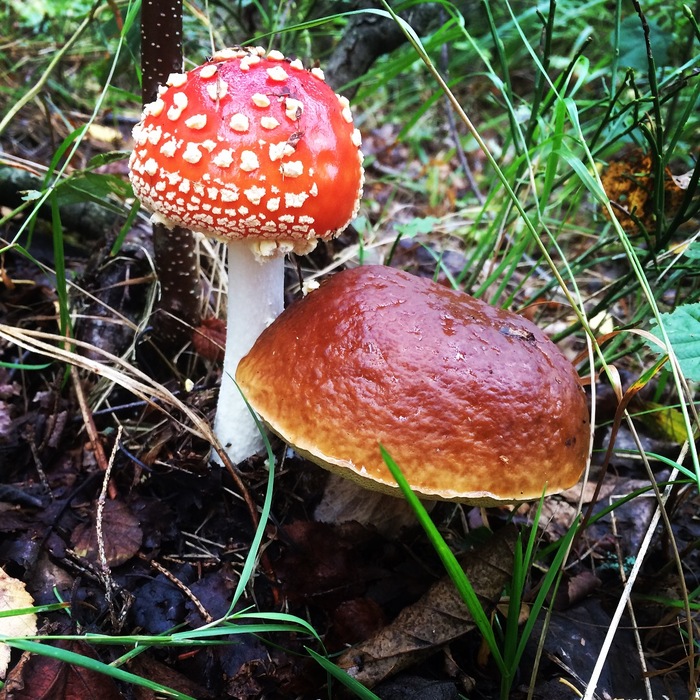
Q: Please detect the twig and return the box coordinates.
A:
[96,426,122,627]
[70,364,118,499]
[148,559,213,624]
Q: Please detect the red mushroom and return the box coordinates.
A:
[129,46,364,463]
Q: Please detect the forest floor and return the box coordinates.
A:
[1,50,699,700]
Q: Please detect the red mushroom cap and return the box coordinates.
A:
[129,46,364,256]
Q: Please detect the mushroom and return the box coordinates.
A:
[236,265,591,528]
[128,46,364,463]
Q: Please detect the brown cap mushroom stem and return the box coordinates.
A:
[128,47,364,464]
[236,265,591,528]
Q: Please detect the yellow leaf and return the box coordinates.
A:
[0,568,38,679]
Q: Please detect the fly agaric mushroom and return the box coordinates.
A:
[236,265,591,523]
[128,46,364,463]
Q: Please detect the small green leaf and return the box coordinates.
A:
[651,303,700,381]
[21,189,42,202]
[616,15,670,72]
[396,216,441,238]
[683,242,700,260]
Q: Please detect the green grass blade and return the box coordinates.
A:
[380,445,506,675]
[2,639,195,699]
[306,647,381,700]
[515,516,580,664]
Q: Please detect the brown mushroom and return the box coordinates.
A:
[128,46,364,463]
[236,265,590,523]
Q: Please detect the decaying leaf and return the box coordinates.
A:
[336,525,517,688]
[0,569,38,680]
[0,640,123,699]
[601,148,686,232]
[127,654,216,699]
[71,499,143,567]
[191,317,226,362]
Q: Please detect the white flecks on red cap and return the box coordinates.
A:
[252,93,270,108]
[199,64,218,79]
[166,72,187,88]
[229,113,249,132]
[185,114,207,129]
[128,45,364,255]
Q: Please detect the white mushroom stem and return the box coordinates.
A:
[314,474,435,537]
[212,240,284,464]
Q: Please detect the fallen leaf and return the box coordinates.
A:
[86,123,123,147]
[0,640,123,699]
[336,525,517,688]
[0,569,37,679]
[71,499,143,567]
[192,317,226,362]
[601,148,687,233]
[127,654,215,699]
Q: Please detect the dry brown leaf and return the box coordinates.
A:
[0,569,37,680]
[71,500,143,567]
[336,525,518,688]
[559,477,617,505]
[601,148,687,233]
[191,317,226,362]
[86,123,123,147]
[0,640,123,699]
[127,654,216,699]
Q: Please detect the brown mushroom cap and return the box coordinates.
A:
[236,265,591,504]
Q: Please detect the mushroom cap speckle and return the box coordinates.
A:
[236,266,591,504]
[129,46,364,256]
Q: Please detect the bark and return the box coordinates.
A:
[324,3,445,94]
[140,0,201,347]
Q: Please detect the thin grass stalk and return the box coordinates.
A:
[610,0,622,94]
[524,0,556,147]
[49,196,71,339]
[481,0,523,156]
[588,69,633,151]
[582,462,683,699]
[536,35,593,125]
[502,531,524,699]
[630,1,668,246]
[497,1,699,480]
[663,76,700,174]
[380,446,508,676]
